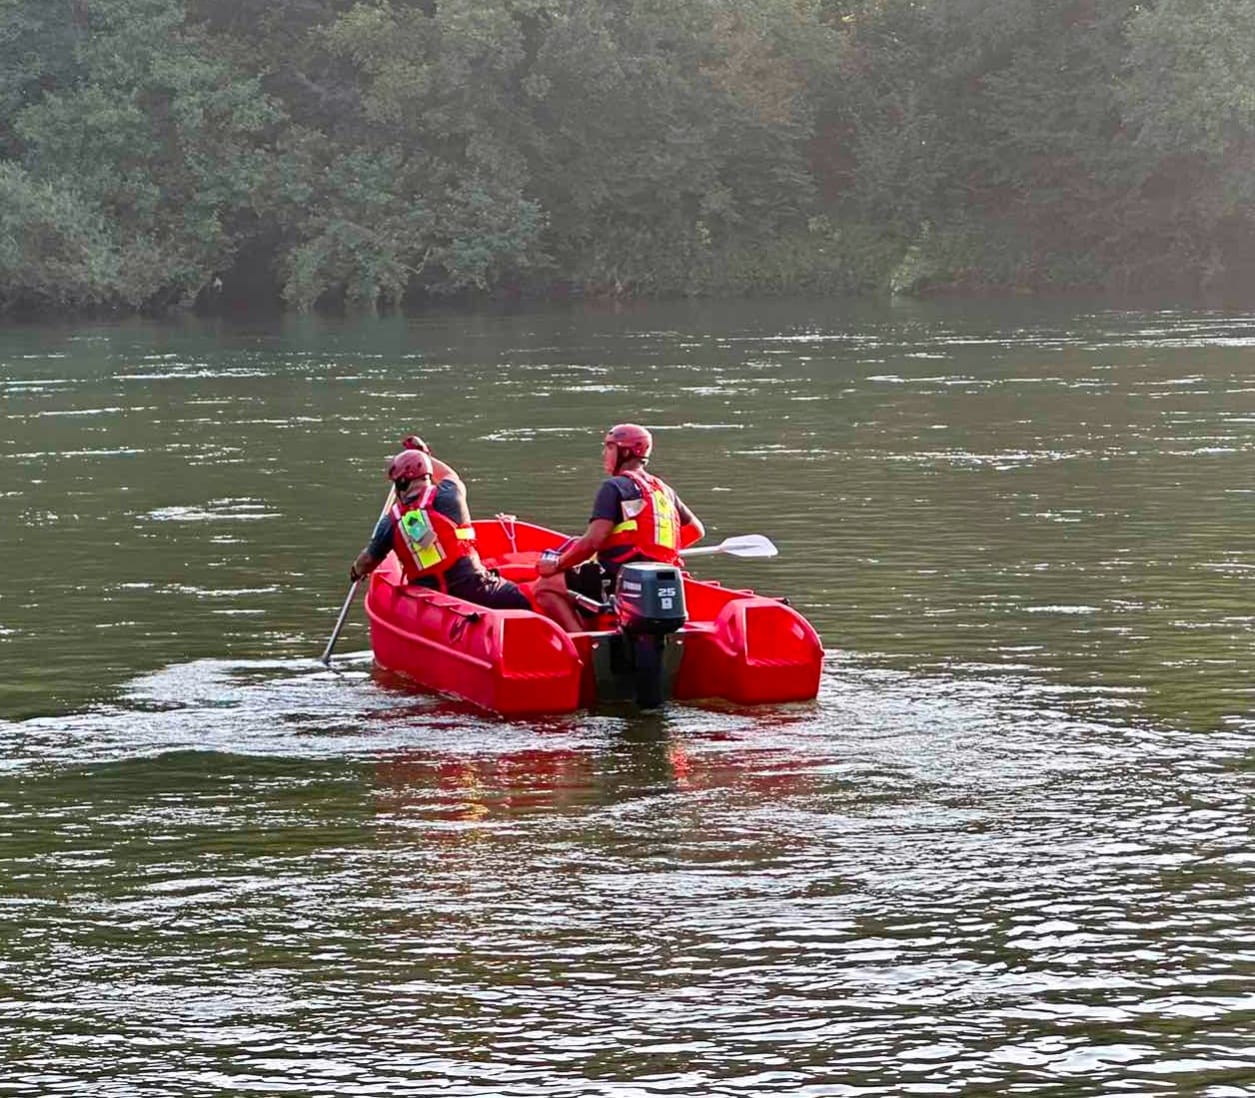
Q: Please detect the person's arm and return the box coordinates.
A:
[401,434,460,485]
[431,456,460,484]
[349,549,378,581]
[538,518,615,576]
[676,497,704,548]
[538,480,624,576]
[350,514,393,580]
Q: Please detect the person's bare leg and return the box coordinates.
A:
[533,574,582,632]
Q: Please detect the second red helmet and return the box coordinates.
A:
[604,423,652,460]
[386,449,433,482]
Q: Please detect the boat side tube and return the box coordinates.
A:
[671,585,823,705]
[364,567,583,716]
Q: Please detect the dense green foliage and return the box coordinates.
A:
[1,0,1253,312]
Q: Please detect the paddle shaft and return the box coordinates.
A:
[320,487,395,665]
[680,534,777,559]
[320,580,360,664]
[564,537,776,612]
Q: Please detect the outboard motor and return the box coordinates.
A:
[614,562,687,634]
[613,562,687,708]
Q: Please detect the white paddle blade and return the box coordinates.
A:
[681,534,778,560]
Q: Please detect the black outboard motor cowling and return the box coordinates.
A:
[614,562,687,635]
[611,562,688,710]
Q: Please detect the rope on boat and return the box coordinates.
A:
[495,512,518,554]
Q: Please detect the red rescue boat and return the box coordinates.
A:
[362,517,823,716]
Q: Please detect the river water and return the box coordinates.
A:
[2,298,1254,1095]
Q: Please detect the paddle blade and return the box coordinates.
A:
[681,534,778,559]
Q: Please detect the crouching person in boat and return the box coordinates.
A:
[349,446,533,611]
[532,422,704,632]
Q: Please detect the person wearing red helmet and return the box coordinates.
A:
[349,441,531,611]
[532,423,704,631]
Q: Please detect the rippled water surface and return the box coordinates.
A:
[3,299,1255,1095]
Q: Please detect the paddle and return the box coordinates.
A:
[680,534,778,560]
[320,488,395,665]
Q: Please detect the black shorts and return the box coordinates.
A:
[409,557,531,612]
[564,561,611,616]
[446,571,533,612]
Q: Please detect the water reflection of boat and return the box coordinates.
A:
[374,733,821,823]
[363,517,823,717]
[376,748,595,821]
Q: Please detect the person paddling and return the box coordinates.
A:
[349,444,531,611]
[533,423,704,632]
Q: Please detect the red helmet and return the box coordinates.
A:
[604,423,652,460]
[400,435,430,454]
[386,449,433,483]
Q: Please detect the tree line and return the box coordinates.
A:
[1,0,1252,314]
